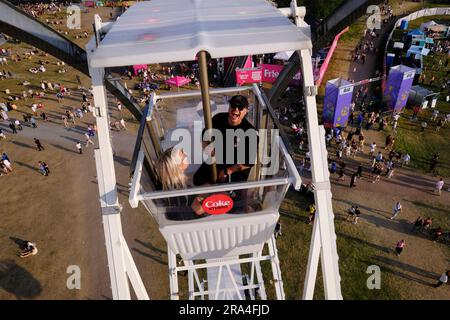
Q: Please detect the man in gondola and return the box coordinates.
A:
[193,95,257,186]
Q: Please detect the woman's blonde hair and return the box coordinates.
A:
[155,147,187,190]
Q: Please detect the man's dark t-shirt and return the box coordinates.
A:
[193,112,257,185]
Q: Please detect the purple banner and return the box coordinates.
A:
[323,79,354,128]
[384,65,416,112]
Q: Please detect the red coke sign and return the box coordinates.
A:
[202,194,234,215]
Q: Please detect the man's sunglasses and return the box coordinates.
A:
[230,105,248,111]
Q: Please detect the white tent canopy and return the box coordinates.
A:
[274,50,295,61]
[88,0,312,68]
[420,20,437,31]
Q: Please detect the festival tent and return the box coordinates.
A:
[274,50,294,61]
[420,20,437,32]
[165,76,191,88]
[426,24,449,38]
[407,29,424,36]
[406,45,424,58]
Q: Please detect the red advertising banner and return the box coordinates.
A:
[316,27,349,87]
[235,67,262,86]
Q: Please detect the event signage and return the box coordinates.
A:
[235,67,262,86]
[235,64,301,86]
[383,65,416,112]
[202,194,234,215]
[259,64,301,84]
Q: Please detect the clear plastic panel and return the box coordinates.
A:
[147,181,289,223]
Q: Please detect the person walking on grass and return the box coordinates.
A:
[38,161,48,176]
[14,119,22,131]
[42,161,50,175]
[390,201,402,220]
[338,162,346,181]
[85,133,94,147]
[307,203,316,225]
[421,121,427,132]
[434,271,450,288]
[30,116,37,128]
[434,178,444,196]
[401,153,410,167]
[76,141,82,154]
[2,158,12,172]
[430,152,439,174]
[412,216,423,233]
[34,138,44,151]
[120,118,127,130]
[350,173,357,188]
[62,115,69,128]
[9,121,17,134]
[395,239,405,256]
[356,163,363,179]
[369,142,376,157]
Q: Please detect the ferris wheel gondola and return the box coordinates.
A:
[86,0,342,300]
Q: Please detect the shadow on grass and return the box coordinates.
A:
[50,143,78,154]
[406,200,450,216]
[0,260,42,299]
[15,161,40,173]
[114,155,131,167]
[364,255,439,287]
[333,197,391,218]
[135,239,166,255]
[11,141,35,150]
[336,232,392,254]
[131,248,167,266]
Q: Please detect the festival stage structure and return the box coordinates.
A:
[87,0,342,300]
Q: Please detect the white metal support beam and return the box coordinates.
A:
[91,64,130,299]
[297,49,342,300]
[120,235,150,300]
[268,236,285,300]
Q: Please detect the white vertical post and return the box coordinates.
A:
[90,65,131,300]
[302,211,322,299]
[268,236,285,300]
[186,260,195,300]
[120,235,150,300]
[253,252,267,300]
[298,49,342,300]
[168,247,179,300]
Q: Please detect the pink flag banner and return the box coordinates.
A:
[243,55,253,69]
[316,27,349,87]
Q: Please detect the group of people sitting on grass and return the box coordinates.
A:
[412,216,448,243]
